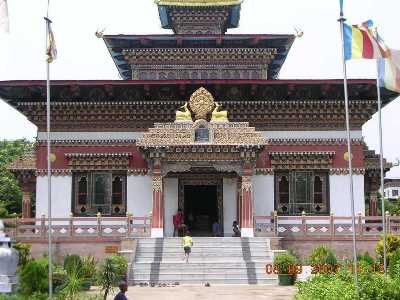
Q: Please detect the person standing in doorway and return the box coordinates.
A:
[182,230,193,263]
[173,208,184,237]
[212,220,221,237]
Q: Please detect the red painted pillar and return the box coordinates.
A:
[240,166,254,237]
[151,165,164,237]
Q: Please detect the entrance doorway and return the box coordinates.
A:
[183,185,218,236]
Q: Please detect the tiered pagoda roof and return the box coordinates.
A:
[103,34,295,80]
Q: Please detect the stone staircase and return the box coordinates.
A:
[128,237,278,284]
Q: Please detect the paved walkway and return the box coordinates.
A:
[107,284,297,300]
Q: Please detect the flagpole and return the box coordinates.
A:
[338,12,358,286]
[45,15,53,300]
[375,58,387,276]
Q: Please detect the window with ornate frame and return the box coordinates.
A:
[275,171,329,215]
[72,172,127,216]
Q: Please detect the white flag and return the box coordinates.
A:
[0,0,9,33]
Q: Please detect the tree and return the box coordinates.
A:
[0,139,34,216]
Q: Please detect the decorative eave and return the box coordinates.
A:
[269,151,335,170]
[155,0,243,6]
[9,150,36,171]
[37,139,137,145]
[384,179,400,188]
[102,35,294,79]
[267,138,364,146]
[329,168,365,175]
[363,146,392,173]
[65,152,132,171]
[8,150,37,182]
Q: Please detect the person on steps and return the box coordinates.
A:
[182,230,193,263]
[232,220,241,237]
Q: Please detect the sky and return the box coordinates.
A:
[0,0,399,177]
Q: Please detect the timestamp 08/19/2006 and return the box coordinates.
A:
[265,263,385,275]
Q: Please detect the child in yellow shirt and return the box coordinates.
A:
[182,231,193,263]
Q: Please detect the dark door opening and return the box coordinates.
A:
[184,185,218,236]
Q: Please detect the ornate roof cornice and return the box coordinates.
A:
[329,168,365,175]
[155,0,242,6]
[269,151,335,170]
[267,138,363,146]
[37,139,136,145]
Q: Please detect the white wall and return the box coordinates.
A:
[36,175,72,218]
[164,178,179,237]
[253,175,275,216]
[330,174,365,216]
[37,131,143,141]
[223,178,237,236]
[260,130,362,140]
[127,175,152,218]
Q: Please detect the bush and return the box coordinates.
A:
[81,255,97,282]
[376,234,400,265]
[64,254,83,275]
[19,257,49,295]
[97,255,128,300]
[357,251,375,266]
[296,268,400,300]
[296,270,357,300]
[389,248,400,280]
[273,252,296,274]
[13,242,31,268]
[308,245,337,266]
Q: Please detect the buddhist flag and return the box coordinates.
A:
[45,18,57,63]
[0,0,9,33]
[379,49,400,93]
[343,20,388,61]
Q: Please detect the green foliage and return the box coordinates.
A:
[273,252,296,274]
[296,268,400,300]
[53,265,68,292]
[64,254,83,275]
[357,251,375,266]
[13,242,31,268]
[59,258,85,300]
[308,245,337,266]
[81,255,97,282]
[376,234,400,265]
[19,257,49,295]
[389,248,400,280]
[0,139,34,216]
[296,269,357,300]
[0,292,48,300]
[97,255,128,300]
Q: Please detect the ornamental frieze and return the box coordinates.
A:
[65,153,132,171]
[269,151,335,170]
[123,48,276,65]
[329,168,366,175]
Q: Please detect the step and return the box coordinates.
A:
[128,277,277,285]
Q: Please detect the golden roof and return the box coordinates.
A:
[155,0,243,7]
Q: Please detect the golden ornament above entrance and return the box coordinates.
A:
[188,87,215,120]
[175,87,228,122]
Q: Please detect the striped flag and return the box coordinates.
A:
[45,18,57,63]
[343,20,388,61]
[379,49,400,92]
[339,0,344,16]
[0,0,9,33]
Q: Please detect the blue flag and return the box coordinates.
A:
[339,0,344,16]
